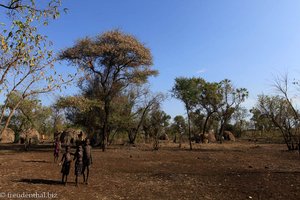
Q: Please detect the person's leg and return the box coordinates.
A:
[86,166,90,184]
[65,175,68,186]
[62,174,65,183]
[83,170,86,183]
[75,175,78,187]
[82,164,87,183]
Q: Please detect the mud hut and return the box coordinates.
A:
[223,131,236,141]
[60,128,86,145]
[19,129,40,144]
[0,128,15,143]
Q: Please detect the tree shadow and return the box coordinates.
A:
[18,178,63,185]
[0,144,54,152]
[21,160,50,163]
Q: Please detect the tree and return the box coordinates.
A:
[172,77,202,150]
[250,107,274,132]
[172,115,186,147]
[253,74,300,151]
[59,30,158,151]
[231,107,249,137]
[216,79,248,141]
[55,94,102,136]
[51,105,65,134]
[0,0,63,90]
[6,92,53,138]
[142,104,170,150]
[194,79,223,134]
[126,89,165,144]
[0,1,72,138]
[256,95,299,150]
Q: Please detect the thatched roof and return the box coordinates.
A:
[60,128,86,144]
[20,128,40,143]
[223,131,236,141]
[0,128,15,143]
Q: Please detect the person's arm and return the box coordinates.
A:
[60,154,65,165]
[62,153,66,162]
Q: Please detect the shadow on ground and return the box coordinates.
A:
[21,160,50,163]
[0,144,53,151]
[17,178,63,185]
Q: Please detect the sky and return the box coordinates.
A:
[35,0,300,118]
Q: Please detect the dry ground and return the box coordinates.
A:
[0,141,299,200]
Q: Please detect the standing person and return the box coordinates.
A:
[60,146,72,185]
[83,139,93,185]
[54,138,61,163]
[73,145,83,187]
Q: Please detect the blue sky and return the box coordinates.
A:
[37,0,300,117]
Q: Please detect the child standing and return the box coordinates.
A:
[83,139,93,185]
[73,145,83,187]
[54,138,61,163]
[60,146,72,185]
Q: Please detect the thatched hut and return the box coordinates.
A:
[60,128,86,145]
[159,133,169,140]
[0,128,15,143]
[201,132,217,143]
[207,131,217,143]
[19,128,40,144]
[223,131,236,141]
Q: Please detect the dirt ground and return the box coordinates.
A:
[0,141,299,200]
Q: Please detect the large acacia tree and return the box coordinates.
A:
[59,30,158,151]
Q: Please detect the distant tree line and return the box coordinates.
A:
[0,1,299,152]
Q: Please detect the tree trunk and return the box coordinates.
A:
[101,99,111,152]
[0,100,9,124]
[153,128,159,150]
[0,100,22,137]
[203,112,214,134]
[133,104,153,144]
[179,133,182,148]
[187,108,192,150]
[218,120,225,144]
[128,129,135,144]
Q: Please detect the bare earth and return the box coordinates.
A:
[0,141,299,200]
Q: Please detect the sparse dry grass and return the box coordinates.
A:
[0,141,299,200]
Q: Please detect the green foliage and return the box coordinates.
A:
[254,94,299,150]
[172,77,248,144]
[4,91,53,136]
[172,77,205,149]
[142,105,170,150]
[172,77,203,111]
[169,115,186,144]
[250,107,273,131]
[56,96,101,112]
[215,79,248,138]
